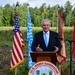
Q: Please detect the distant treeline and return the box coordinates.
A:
[0,1,75,27]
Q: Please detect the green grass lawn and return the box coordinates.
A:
[0,27,75,75]
[0,26,73,30]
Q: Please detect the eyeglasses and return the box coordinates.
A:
[42,24,50,26]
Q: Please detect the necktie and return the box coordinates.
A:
[44,33,48,47]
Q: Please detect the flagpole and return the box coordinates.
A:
[14,2,19,75]
[57,6,62,75]
[44,4,46,19]
[15,67,17,75]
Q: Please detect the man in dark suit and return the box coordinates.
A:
[31,19,62,54]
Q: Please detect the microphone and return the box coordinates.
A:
[56,37,64,40]
[56,38,75,42]
[65,40,75,42]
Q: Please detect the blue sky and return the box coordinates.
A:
[0,0,75,8]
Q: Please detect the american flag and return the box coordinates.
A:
[10,14,24,70]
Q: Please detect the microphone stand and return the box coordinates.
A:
[58,38,74,75]
[65,40,75,75]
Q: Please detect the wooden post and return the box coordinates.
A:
[15,67,17,75]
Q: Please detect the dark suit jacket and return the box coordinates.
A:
[31,30,62,53]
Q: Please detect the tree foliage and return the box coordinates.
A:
[0,1,75,27]
[0,6,3,26]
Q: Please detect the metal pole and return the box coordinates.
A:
[44,6,46,19]
[69,41,72,75]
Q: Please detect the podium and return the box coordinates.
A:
[28,52,60,75]
[30,52,57,63]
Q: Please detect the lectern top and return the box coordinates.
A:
[30,52,57,62]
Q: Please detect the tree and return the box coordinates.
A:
[64,1,72,26]
[18,3,28,27]
[51,5,58,27]
[0,6,3,26]
[3,4,12,26]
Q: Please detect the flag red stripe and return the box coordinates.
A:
[14,36,22,60]
[11,54,14,66]
[12,47,19,63]
[11,57,14,66]
[15,33,22,50]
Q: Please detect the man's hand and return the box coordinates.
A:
[36,44,43,52]
[53,46,59,52]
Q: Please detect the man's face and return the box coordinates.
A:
[42,21,50,32]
